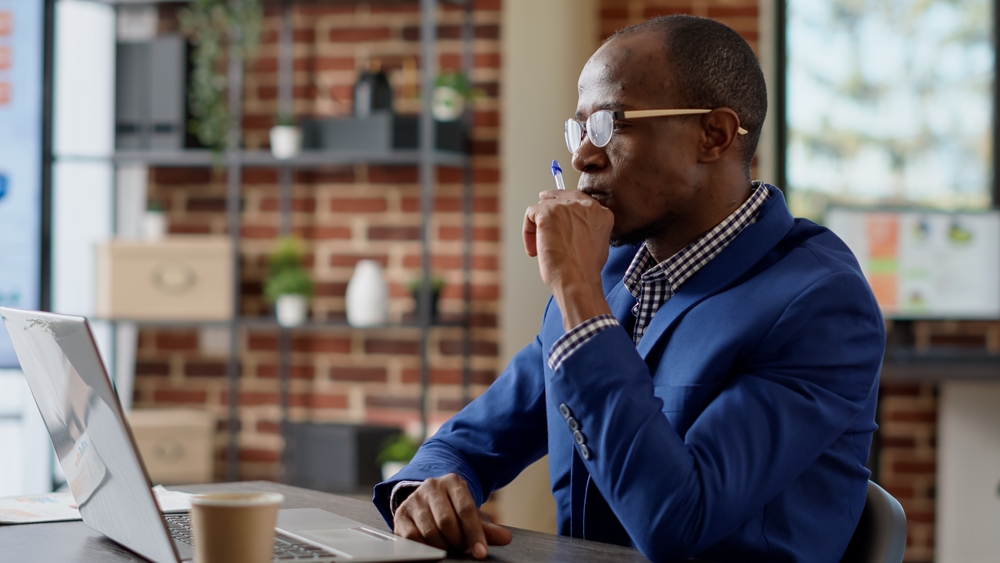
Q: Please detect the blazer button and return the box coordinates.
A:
[559,404,572,419]
[580,444,590,460]
[573,430,585,445]
[567,417,579,432]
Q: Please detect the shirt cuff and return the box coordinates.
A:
[389,480,424,517]
[547,314,619,371]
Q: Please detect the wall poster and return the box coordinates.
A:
[0,0,44,367]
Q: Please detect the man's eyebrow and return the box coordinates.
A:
[574,101,628,120]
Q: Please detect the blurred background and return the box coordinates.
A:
[0,1,997,561]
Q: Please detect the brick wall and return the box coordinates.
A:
[133,0,503,481]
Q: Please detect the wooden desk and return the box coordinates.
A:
[0,482,649,563]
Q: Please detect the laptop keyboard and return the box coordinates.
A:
[164,514,338,560]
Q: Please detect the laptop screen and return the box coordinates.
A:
[0,308,180,563]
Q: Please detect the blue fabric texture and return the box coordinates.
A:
[372,186,885,563]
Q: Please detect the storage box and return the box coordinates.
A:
[127,409,215,485]
[282,422,400,494]
[96,237,233,320]
[301,112,468,153]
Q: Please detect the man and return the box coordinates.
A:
[373,15,884,563]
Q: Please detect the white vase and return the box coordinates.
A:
[276,294,308,327]
[143,210,167,241]
[381,461,408,482]
[269,125,302,160]
[432,86,464,121]
[345,260,389,327]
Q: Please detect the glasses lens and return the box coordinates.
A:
[587,111,614,148]
[565,119,583,154]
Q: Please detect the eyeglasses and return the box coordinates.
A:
[564,109,749,154]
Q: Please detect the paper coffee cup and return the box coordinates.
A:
[190,492,285,563]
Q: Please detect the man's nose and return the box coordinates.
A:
[571,135,609,173]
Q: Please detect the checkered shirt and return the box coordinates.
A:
[547,181,771,370]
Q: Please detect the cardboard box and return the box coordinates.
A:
[96,237,233,320]
[127,409,215,485]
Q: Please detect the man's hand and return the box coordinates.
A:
[524,190,614,330]
[393,473,512,559]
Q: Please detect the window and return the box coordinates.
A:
[781,0,994,220]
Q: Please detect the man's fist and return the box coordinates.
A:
[393,473,512,559]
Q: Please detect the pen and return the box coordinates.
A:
[550,160,566,190]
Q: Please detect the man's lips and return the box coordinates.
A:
[579,187,610,205]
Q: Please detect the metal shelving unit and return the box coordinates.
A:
[92,0,476,480]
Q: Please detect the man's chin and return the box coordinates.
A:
[610,231,646,248]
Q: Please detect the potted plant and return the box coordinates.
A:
[269,114,301,160]
[407,275,445,323]
[431,71,472,121]
[179,0,263,154]
[143,199,167,242]
[377,433,419,481]
[264,237,313,327]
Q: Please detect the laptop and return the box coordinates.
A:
[0,308,445,563]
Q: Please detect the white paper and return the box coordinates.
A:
[58,431,108,505]
[0,485,192,525]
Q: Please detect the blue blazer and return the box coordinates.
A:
[374,186,885,562]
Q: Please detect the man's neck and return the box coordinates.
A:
[644,180,756,263]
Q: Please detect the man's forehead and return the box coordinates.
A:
[577,32,673,113]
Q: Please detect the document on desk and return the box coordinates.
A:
[0,485,192,524]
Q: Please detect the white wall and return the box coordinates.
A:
[497,0,599,533]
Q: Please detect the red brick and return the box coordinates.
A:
[893,461,936,474]
[248,334,279,351]
[436,398,469,412]
[155,331,199,351]
[441,284,498,300]
[329,197,388,213]
[401,197,499,213]
[243,169,279,184]
[256,364,316,380]
[328,254,389,268]
[184,361,227,378]
[292,335,351,353]
[329,367,387,382]
[136,361,170,376]
[186,197,228,213]
[314,282,348,298]
[328,27,392,43]
[368,226,422,241]
[369,165,418,184]
[314,57,356,71]
[474,111,500,128]
[312,226,353,240]
[880,384,922,397]
[439,339,498,357]
[305,393,349,409]
[153,168,211,185]
[296,169,355,184]
[887,411,937,423]
[154,389,208,404]
[365,395,420,409]
[260,197,316,213]
[242,225,280,239]
[257,420,282,434]
[438,226,500,242]
[881,436,917,448]
[707,6,759,18]
[402,368,495,385]
[365,338,420,355]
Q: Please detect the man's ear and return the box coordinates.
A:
[697,108,741,163]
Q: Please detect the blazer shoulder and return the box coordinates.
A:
[602,243,641,293]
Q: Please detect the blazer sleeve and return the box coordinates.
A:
[546,270,884,561]
[372,327,550,528]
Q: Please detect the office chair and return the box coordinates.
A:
[839,480,907,563]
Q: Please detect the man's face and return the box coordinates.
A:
[572,32,705,247]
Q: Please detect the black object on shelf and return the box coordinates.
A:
[302,112,468,153]
[115,35,186,150]
[353,71,393,118]
[282,422,400,494]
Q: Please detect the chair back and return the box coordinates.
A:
[839,480,907,563]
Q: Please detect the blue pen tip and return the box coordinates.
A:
[550,160,563,175]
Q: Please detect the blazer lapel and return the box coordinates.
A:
[636,186,795,359]
[606,281,637,327]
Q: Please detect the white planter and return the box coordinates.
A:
[143,211,167,241]
[345,260,389,327]
[269,125,302,160]
[275,294,308,327]
[432,86,465,121]
[381,461,408,482]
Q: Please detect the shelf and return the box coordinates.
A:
[93,316,465,330]
[78,149,471,168]
[881,346,1000,382]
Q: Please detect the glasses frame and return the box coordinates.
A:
[564,108,749,154]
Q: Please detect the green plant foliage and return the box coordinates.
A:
[179,0,263,152]
[376,433,420,465]
[407,275,445,294]
[264,268,313,301]
[433,71,472,99]
[263,236,313,301]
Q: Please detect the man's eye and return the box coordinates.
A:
[613,121,628,131]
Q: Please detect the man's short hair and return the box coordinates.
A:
[608,15,768,176]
